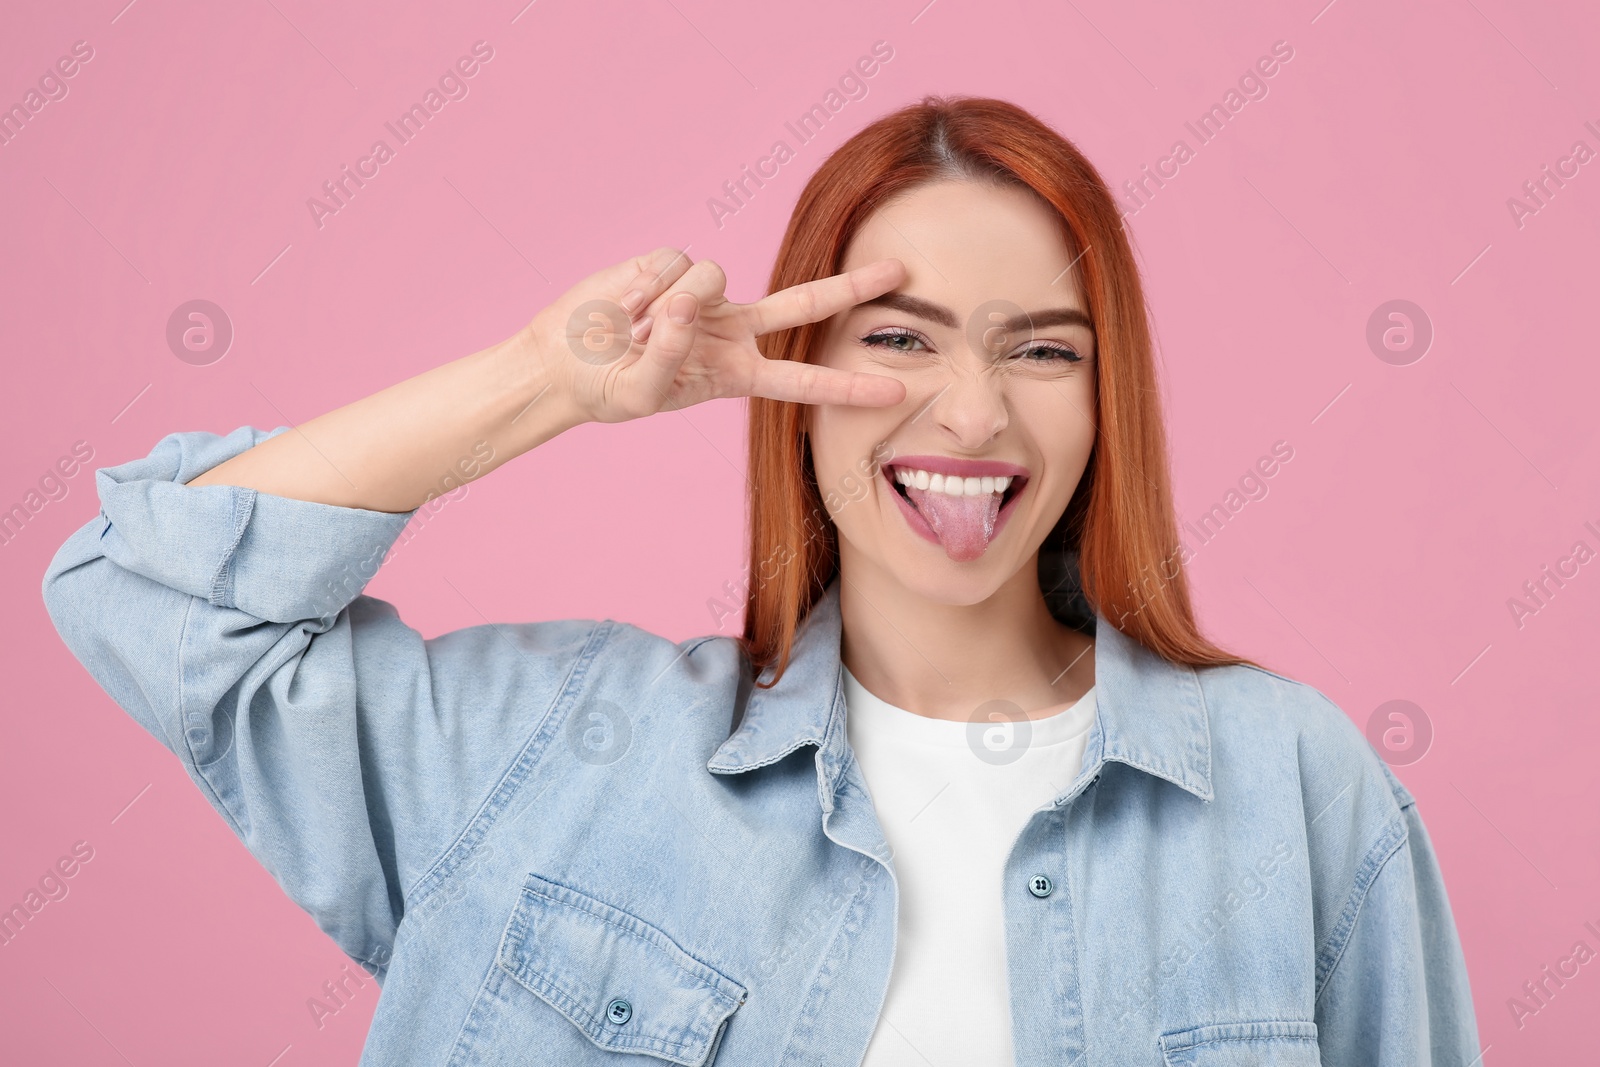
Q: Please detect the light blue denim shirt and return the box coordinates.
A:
[42,425,1481,1066]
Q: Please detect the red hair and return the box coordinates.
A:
[742,95,1256,685]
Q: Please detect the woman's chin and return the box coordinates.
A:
[858,542,1026,607]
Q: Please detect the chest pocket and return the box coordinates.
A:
[496,872,748,1065]
[1158,1020,1320,1066]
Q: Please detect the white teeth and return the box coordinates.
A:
[891,468,1018,496]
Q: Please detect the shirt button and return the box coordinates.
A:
[606,998,633,1025]
[1027,874,1054,898]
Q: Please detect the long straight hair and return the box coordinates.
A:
[742,95,1255,685]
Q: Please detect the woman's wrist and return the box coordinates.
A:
[491,326,590,452]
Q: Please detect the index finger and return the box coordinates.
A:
[744,258,906,337]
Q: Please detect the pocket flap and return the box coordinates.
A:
[497,873,747,1065]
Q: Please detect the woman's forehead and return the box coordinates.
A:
[839,180,1087,311]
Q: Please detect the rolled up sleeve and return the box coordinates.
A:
[1314,792,1483,1066]
[41,425,599,977]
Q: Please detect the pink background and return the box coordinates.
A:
[2,0,1596,1063]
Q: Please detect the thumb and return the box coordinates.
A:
[626,291,698,406]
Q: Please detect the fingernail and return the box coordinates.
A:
[621,289,646,314]
[668,293,697,325]
[630,314,653,341]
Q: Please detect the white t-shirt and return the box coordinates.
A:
[843,666,1097,1067]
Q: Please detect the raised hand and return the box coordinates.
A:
[518,247,909,425]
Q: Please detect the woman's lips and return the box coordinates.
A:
[882,460,1028,561]
[888,454,1030,480]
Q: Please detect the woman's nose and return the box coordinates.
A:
[923,362,1009,449]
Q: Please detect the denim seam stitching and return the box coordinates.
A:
[208,486,254,608]
[1312,812,1409,1002]
[443,949,506,1067]
[502,888,733,1056]
[399,618,616,916]
[1232,661,1306,688]
[1256,669,1413,836]
[1185,662,1215,801]
[518,877,744,999]
[175,592,252,843]
[1160,1019,1319,1052]
[1239,664,1413,805]
[681,634,719,657]
[708,735,817,774]
[497,884,731,1060]
[771,845,879,1065]
[511,974,684,1060]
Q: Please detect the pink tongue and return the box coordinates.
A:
[906,486,1003,562]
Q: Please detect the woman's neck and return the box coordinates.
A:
[836,550,1096,723]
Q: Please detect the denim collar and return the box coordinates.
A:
[706,579,1215,805]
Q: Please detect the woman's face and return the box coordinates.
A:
[807,178,1097,606]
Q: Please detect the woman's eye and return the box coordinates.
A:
[857,329,1084,364]
[858,328,927,353]
[1016,343,1083,363]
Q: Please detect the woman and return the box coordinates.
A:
[43,96,1479,1065]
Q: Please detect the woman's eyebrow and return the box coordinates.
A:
[856,292,1094,333]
